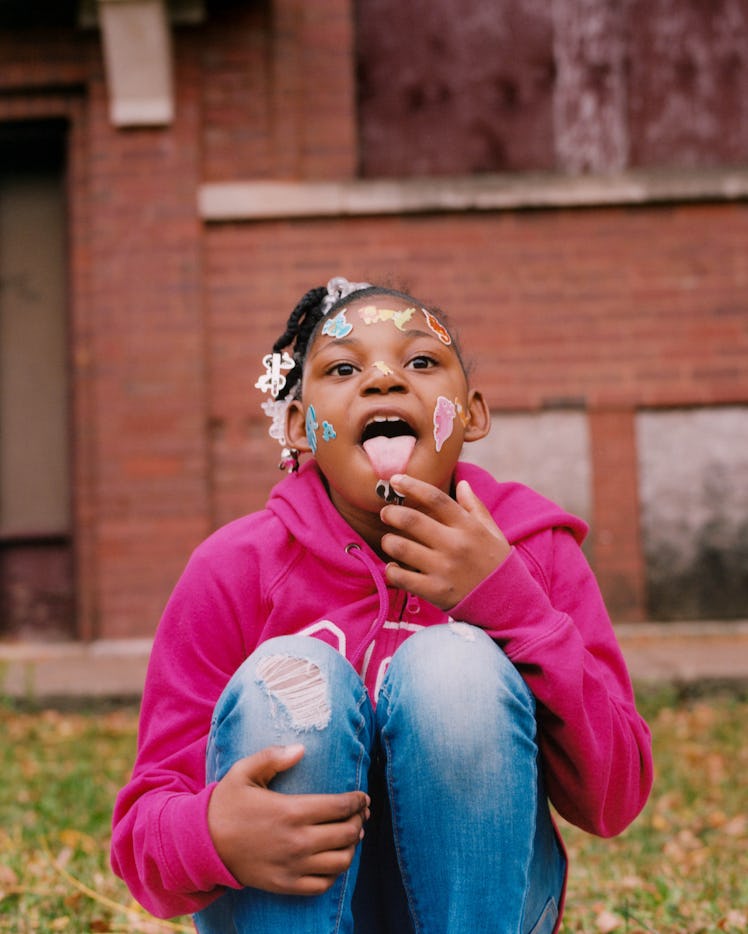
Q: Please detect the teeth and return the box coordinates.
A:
[368,415,403,425]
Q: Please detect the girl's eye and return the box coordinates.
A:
[328,362,357,377]
[408,355,437,370]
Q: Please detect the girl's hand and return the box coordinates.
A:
[380,475,511,610]
[207,744,370,895]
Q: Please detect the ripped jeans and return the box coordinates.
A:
[194,624,566,934]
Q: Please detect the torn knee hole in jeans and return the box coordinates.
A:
[255,654,331,731]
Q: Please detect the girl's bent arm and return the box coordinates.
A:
[452,527,653,837]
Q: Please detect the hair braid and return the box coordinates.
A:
[272,285,327,400]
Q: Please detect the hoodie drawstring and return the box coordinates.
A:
[345,543,392,667]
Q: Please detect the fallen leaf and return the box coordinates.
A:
[596,909,623,932]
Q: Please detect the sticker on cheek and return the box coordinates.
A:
[321,309,353,339]
[322,420,336,442]
[373,360,393,375]
[455,398,470,427]
[422,308,452,345]
[306,404,319,454]
[433,396,457,452]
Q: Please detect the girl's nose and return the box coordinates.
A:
[361,361,407,394]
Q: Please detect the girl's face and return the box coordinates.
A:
[285,295,490,525]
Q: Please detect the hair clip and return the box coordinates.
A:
[261,397,291,446]
[320,276,372,316]
[255,351,295,399]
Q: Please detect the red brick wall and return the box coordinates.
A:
[205,205,748,429]
[204,205,748,625]
[201,0,357,180]
[1,4,746,638]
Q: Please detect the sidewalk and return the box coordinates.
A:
[1,621,747,702]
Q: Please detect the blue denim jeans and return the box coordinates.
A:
[194,624,565,934]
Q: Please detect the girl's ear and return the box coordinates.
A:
[285,399,313,453]
[463,389,491,443]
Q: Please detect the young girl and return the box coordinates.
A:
[111,278,653,934]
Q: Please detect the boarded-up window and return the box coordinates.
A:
[637,406,748,620]
[356,0,556,176]
[356,0,748,176]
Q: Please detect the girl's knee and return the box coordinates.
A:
[383,622,532,709]
[208,636,373,786]
[378,624,536,765]
[217,635,359,729]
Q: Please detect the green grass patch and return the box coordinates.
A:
[1,689,746,932]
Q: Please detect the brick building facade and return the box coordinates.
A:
[0,0,747,642]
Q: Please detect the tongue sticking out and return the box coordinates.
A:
[363,434,416,482]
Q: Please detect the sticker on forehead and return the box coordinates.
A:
[322,420,336,442]
[321,309,353,339]
[357,305,416,331]
[306,404,319,454]
[422,309,452,345]
[433,396,457,452]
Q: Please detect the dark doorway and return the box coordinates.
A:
[0,119,74,640]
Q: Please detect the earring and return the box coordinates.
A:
[279,447,300,474]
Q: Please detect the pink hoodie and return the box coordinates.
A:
[111,460,653,920]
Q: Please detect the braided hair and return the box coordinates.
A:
[272,286,328,402]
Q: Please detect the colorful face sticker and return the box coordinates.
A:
[321,309,353,339]
[422,308,452,345]
[305,404,319,454]
[433,396,457,452]
[372,360,394,376]
[322,420,336,442]
[392,307,415,331]
[455,399,470,427]
[357,305,416,331]
[358,304,380,325]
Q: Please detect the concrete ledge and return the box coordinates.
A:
[615,620,748,684]
[198,167,748,222]
[0,639,152,702]
[1,623,747,701]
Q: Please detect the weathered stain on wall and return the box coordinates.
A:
[552,0,629,172]
[357,0,748,176]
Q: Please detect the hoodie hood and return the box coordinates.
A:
[266,460,377,562]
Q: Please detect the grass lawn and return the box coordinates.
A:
[1,687,746,933]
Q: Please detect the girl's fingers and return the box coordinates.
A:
[385,474,463,520]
